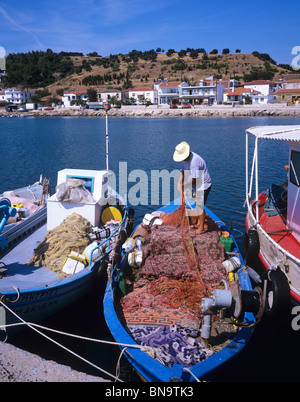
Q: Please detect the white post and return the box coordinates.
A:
[255,137,259,221]
[105,110,109,171]
[246,131,248,200]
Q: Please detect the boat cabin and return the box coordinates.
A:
[287,141,300,242]
[246,125,300,244]
[47,169,109,230]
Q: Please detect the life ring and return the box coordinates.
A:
[262,268,290,317]
[243,229,260,267]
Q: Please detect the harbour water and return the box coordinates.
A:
[1,115,300,381]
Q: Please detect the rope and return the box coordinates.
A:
[183,367,201,382]
[182,191,207,293]
[0,299,155,382]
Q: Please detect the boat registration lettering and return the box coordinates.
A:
[18,288,58,303]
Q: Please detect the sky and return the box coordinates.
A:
[0,0,299,65]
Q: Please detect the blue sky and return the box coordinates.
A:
[0,0,299,65]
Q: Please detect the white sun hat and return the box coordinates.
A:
[173,141,190,162]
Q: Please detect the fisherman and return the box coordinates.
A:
[173,141,212,234]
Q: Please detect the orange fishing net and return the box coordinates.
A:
[122,196,228,328]
[161,195,208,295]
[149,276,206,314]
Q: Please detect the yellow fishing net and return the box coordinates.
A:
[29,213,92,277]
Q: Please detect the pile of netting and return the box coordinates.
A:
[29,213,92,277]
[121,276,205,327]
[121,200,229,328]
[120,201,233,368]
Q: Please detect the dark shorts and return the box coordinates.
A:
[204,184,212,205]
[192,185,212,207]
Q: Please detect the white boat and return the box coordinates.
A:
[245,125,300,315]
[0,176,49,251]
[0,111,131,339]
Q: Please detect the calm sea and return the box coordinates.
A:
[1,115,300,382]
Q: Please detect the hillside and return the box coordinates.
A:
[4,49,294,95]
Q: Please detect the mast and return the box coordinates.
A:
[104,103,110,171]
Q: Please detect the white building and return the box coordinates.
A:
[97,89,122,104]
[243,80,280,103]
[62,88,88,107]
[4,88,34,104]
[122,86,158,104]
[155,81,188,105]
[274,79,300,104]
[224,87,263,104]
[282,78,300,89]
[179,78,225,105]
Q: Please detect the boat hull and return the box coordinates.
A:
[0,260,104,339]
[104,201,255,382]
[246,209,300,305]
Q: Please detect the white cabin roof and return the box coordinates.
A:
[246,125,300,142]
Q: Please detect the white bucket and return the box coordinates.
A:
[142,213,163,226]
[222,256,241,273]
[128,250,143,268]
[122,238,136,252]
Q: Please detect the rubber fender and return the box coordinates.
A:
[262,268,290,317]
[243,229,260,267]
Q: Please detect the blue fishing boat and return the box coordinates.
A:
[0,111,130,339]
[104,199,262,382]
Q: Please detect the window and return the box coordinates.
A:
[66,175,94,193]
[281,95,286,101]
[290,151,300,187]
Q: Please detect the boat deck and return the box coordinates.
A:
[0,225,62,292]
[257,192,300,260]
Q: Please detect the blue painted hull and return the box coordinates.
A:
[1,259,102,338]
[104,200,255,382]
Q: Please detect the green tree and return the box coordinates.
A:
[166,49,176,57]
[87,88,97,102]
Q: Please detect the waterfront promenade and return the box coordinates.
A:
[1,104,300,118]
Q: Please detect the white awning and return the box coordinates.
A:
[246,125,300,142]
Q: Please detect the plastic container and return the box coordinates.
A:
[62,251,87,275]
[122,238,136,252]
[142,213,163,226]
[83,241,103,263]
[222,256,241,272]
[220,235,233,253]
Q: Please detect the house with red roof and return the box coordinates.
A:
[224,87,263,104]
[62,88,89,107]
[243,80,280,103]
[122,86,158,104]
[273,79,300,104]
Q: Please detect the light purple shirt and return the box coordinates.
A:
[182,152,212,190]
